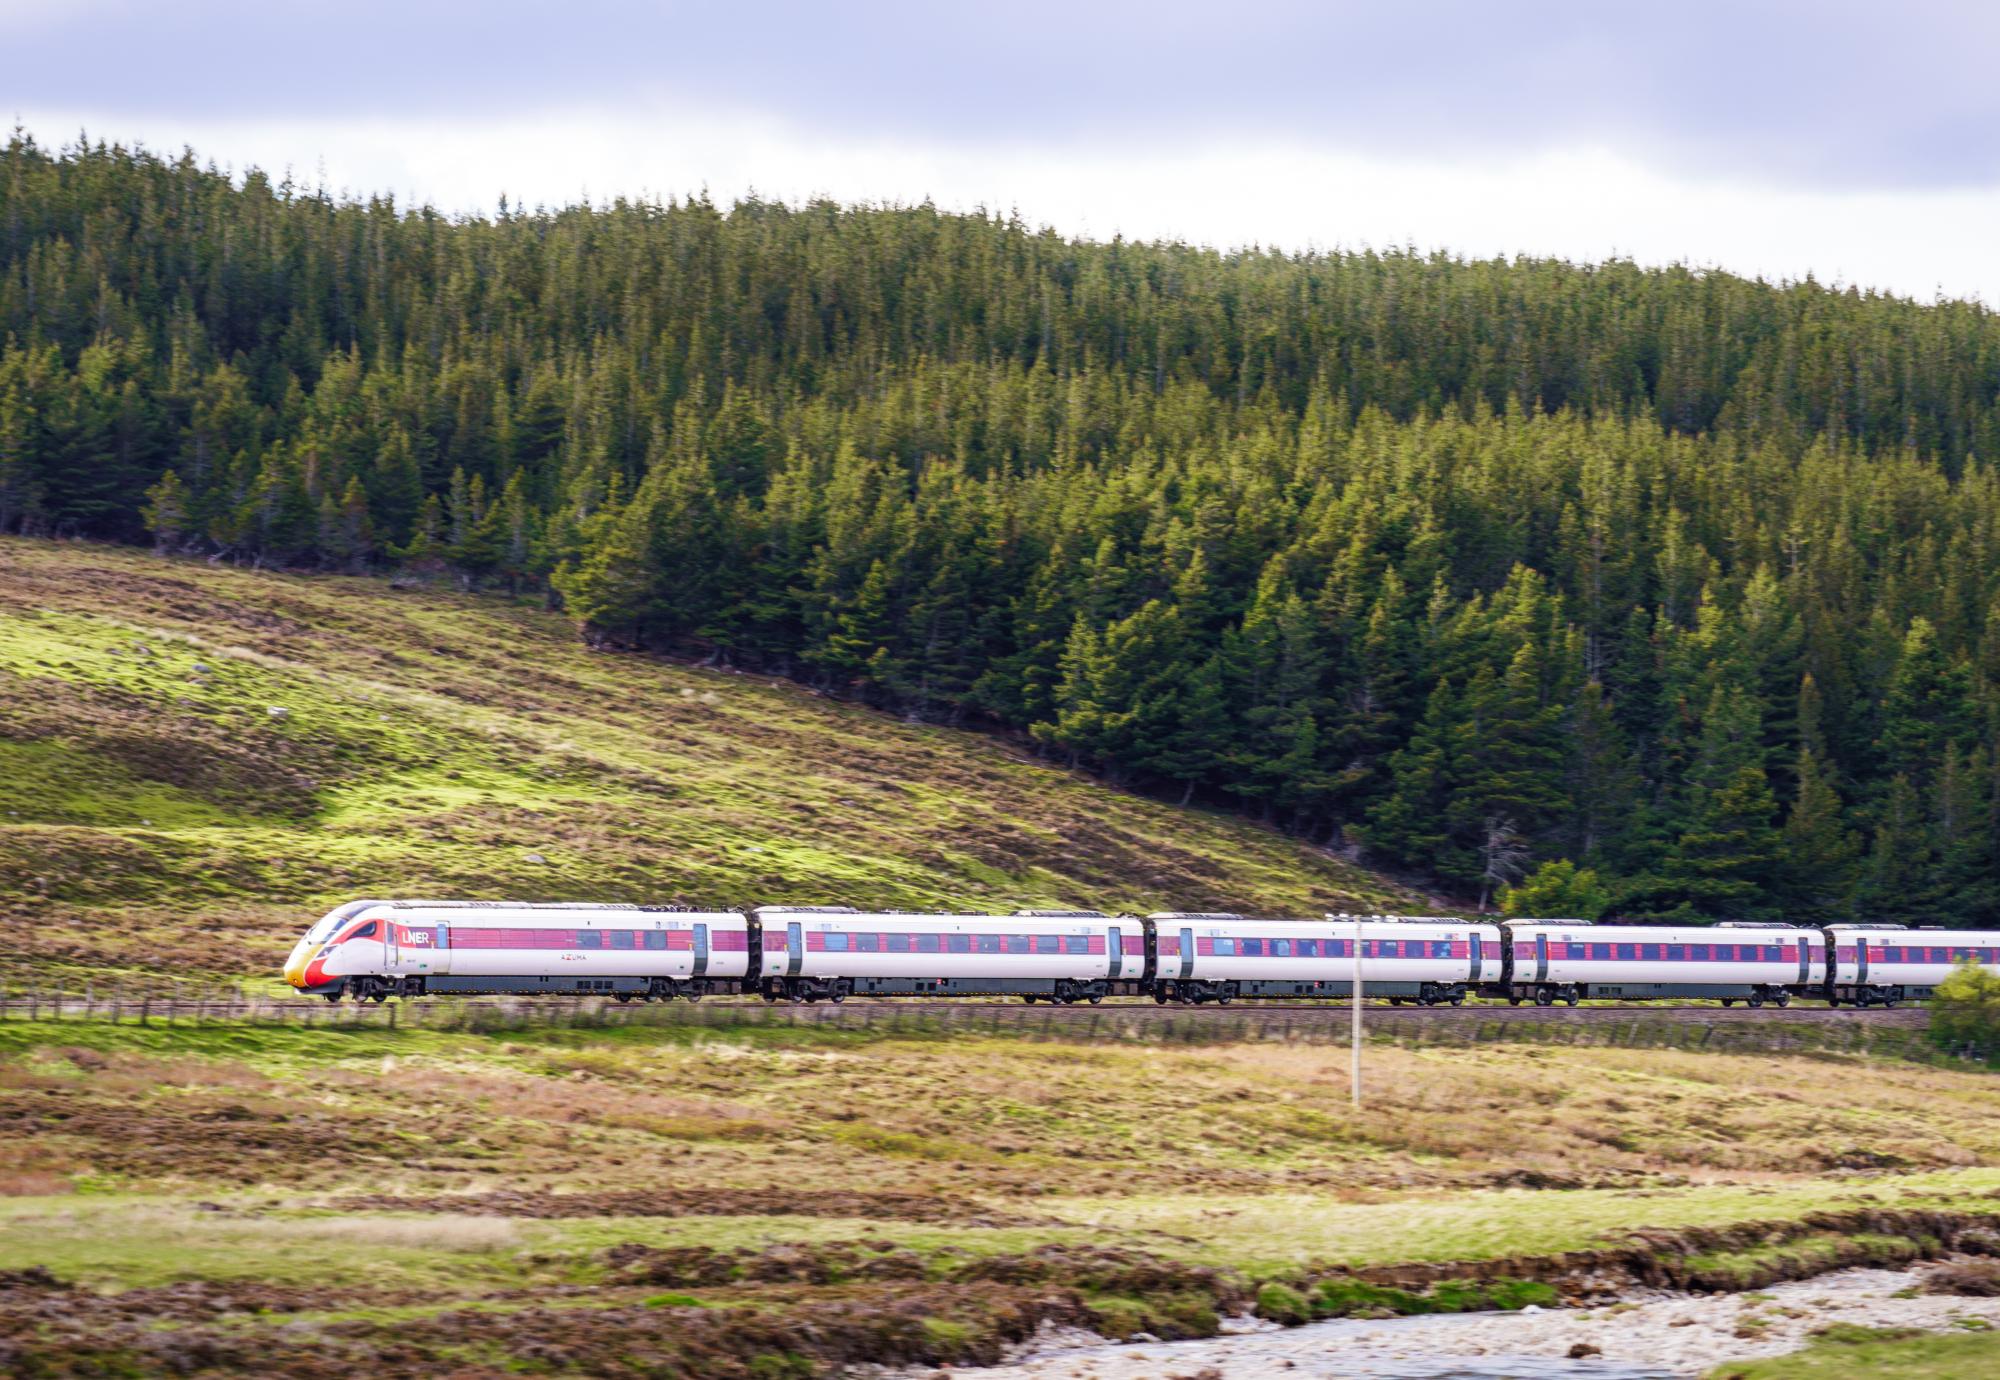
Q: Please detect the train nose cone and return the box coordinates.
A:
[283,941,310,988]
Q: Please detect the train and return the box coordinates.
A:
[283,901,2000,1010]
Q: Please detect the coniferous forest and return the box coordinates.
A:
[9,133,2000,923]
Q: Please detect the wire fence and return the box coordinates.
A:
[0,988,1947,1060]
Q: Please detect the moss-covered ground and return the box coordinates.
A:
[0,537,1420,993]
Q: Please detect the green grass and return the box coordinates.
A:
[1707,1326,2000,1378]
[0,536,1418,990]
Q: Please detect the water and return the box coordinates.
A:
[989,1310,1686,1379]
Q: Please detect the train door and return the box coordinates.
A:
[1108,926,1123,981]
[693,923,710,980]
[1465,932,1481,985]
[1857,937,1870,986]
[1795,937,1810,987]
[385,923,400,972]
[1534,934,1550,984]
[1180,927,1195,981]
[786,921,804,977]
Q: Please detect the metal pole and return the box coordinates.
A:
[1337,913,1363,1109]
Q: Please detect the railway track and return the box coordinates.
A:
[0,994,1930,1029]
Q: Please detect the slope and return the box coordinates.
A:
[0,537,1420,989]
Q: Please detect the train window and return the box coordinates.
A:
[1667,945,1684,961]
[886,934,911,952]
[610,930,634,950]
[645,931,667,950]
[1064,936,1089,954]
[1241,939,1264,956]
[1297,939,1318,957]
[825,934,850,951]
[1273,939,1293,957]
[1587,943,1607,959]
[1213,938,1237,956]
[1432,941,1452,958]
[917,935,941,953]
[1690,944,1709,960]
[949,935,972,954]
[857,933,880,952]
[1035,935,1060,954]
[1764,946,1781,962]
[576,930,601,950]
[975,935,999,953]
[1007,935,1030,955]
[352,921,379,940]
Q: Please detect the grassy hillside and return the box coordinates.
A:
[0,537,1419,990]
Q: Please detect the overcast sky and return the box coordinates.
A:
[8,0,1999,302]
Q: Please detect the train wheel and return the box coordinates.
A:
[1534,988,1554,1007]
[1153,990,1169,1005]
[1022,994,1037,1004]
[1450,995,1465,1007]
[1565,991,1580,1007]
[614,993,632,1004]
[686,988,702,1003]
[1509,995,1522,1006]
[830,991,845,1005]
[1720,999,1734,1007]
[1090,993,1104,1005]
[1748,995,1765,1008]
[1774,991,1791,1008]
[324,992,341,1004]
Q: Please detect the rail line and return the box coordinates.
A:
[0,993,1930,1029]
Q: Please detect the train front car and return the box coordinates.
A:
[283,900,392,1000]
[283,901,750,1002]
[1149,912,1501,1006]
[1828,924,2000,1008]
[1499,920,1819,1008]
[751,906,1144,1003]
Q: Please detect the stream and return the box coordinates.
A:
[916,1265,2000,1379]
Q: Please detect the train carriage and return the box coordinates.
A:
[1498,920,1816,1006]
[1149,913,1503,1006]
[1827,924,2000,1007]
[282,900,750,1002]
[753,907,1146,1004]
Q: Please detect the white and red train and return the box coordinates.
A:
[284,902,2000,1009]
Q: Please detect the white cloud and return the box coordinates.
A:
[18,104,2000,305]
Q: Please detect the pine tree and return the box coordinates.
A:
[1859,773,1945,924]
[1878,617,1977,796]
[141,470,192,553]
[1778,747,1859,922]
[1654,764,1784,921]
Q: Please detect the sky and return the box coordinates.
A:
[7,0,1999,303]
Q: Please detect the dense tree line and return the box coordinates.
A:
[8,131,2000,921]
